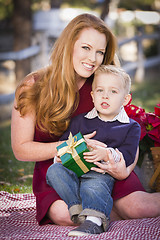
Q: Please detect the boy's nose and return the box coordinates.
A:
[102,91,109,98]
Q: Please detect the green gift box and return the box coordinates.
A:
[57,132,95,177]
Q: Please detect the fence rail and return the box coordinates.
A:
[0,45,40,61]
[0,29,160,105]
[118,32,160,47]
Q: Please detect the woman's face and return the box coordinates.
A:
[73,28,107,79]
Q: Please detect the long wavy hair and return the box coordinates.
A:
[15,13,118,136]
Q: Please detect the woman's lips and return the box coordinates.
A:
[82,62,94,71]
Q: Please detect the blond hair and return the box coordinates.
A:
[15,14,118,136]
[93,65,131,94]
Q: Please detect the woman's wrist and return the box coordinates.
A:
[56,141,63,148]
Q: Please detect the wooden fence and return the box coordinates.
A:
[0,27,160,106]
[119,29,160,80]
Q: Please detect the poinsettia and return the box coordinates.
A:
[125,103,160,166]
[144,112,160,146]
[125,104,146,140]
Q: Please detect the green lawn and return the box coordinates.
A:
[131,76,160,113]
[0,70,160,193]
[0,120,34,193]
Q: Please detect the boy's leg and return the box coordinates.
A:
[46,163,82,222]
[79,171,114,231]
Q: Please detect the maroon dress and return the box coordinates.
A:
[33,77,145,225]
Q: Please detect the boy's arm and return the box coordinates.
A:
[117,121,141,167]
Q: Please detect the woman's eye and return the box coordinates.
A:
[82,46,90,50]
[97,51,105,55]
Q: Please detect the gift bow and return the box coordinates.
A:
[57,132,89,173]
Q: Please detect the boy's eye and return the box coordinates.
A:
[111,90,118,94]
[97,89,103,93]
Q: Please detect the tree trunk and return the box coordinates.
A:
[100,0,111,20]
[13,0,32,83]
[50,0,62,8]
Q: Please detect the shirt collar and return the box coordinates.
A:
[85,106,130,123]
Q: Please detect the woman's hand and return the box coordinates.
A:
[84,131,107,148]
[88,148,131,180]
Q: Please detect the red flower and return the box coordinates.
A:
[125,103,160,146]
[144,112,160,145]
[124,102,160,166]
[154,104,160,116]
[125,104,146,140]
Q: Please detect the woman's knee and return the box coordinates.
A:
[113,191,160,219]
[47,200,75,226]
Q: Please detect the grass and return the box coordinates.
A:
[0,69,160,194]
[131,72,160,112]
[0,120,34,193]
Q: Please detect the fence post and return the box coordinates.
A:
[135,27,145,82]
[31,31,49,71]
[157,25,160,56]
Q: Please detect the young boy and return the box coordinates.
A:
[46,65,141,236]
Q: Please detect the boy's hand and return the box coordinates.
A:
[84,131,107,148]
[54,156,62,163]
[90,149,129,180]
[56,156,62,163]
[83,144,110,162]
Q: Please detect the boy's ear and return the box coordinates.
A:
[90,91,94,103]
[123,94,131,106]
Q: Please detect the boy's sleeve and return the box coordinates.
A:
[118,121,141,167]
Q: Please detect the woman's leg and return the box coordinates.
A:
[113,191,160,220]
[47,191,160,225]
[47,199,77,226]
[110,207,123,221]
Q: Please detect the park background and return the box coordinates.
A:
[0,0,160,193]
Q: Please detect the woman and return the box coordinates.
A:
[11,13,160,226]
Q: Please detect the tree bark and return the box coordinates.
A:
[100,0,111,20]
[13,0,32,83]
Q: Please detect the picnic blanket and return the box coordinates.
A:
[0,191,160,240]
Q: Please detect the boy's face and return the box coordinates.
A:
[91,73,131,121]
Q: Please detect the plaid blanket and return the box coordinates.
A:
[0,191,160,240]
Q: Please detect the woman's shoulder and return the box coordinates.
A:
[15,67,48,97]
[23,67,47,85]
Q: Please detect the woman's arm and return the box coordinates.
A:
[11,99,60,162]
[11,105,107,162]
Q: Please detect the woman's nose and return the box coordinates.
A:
[88,51,96,62]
